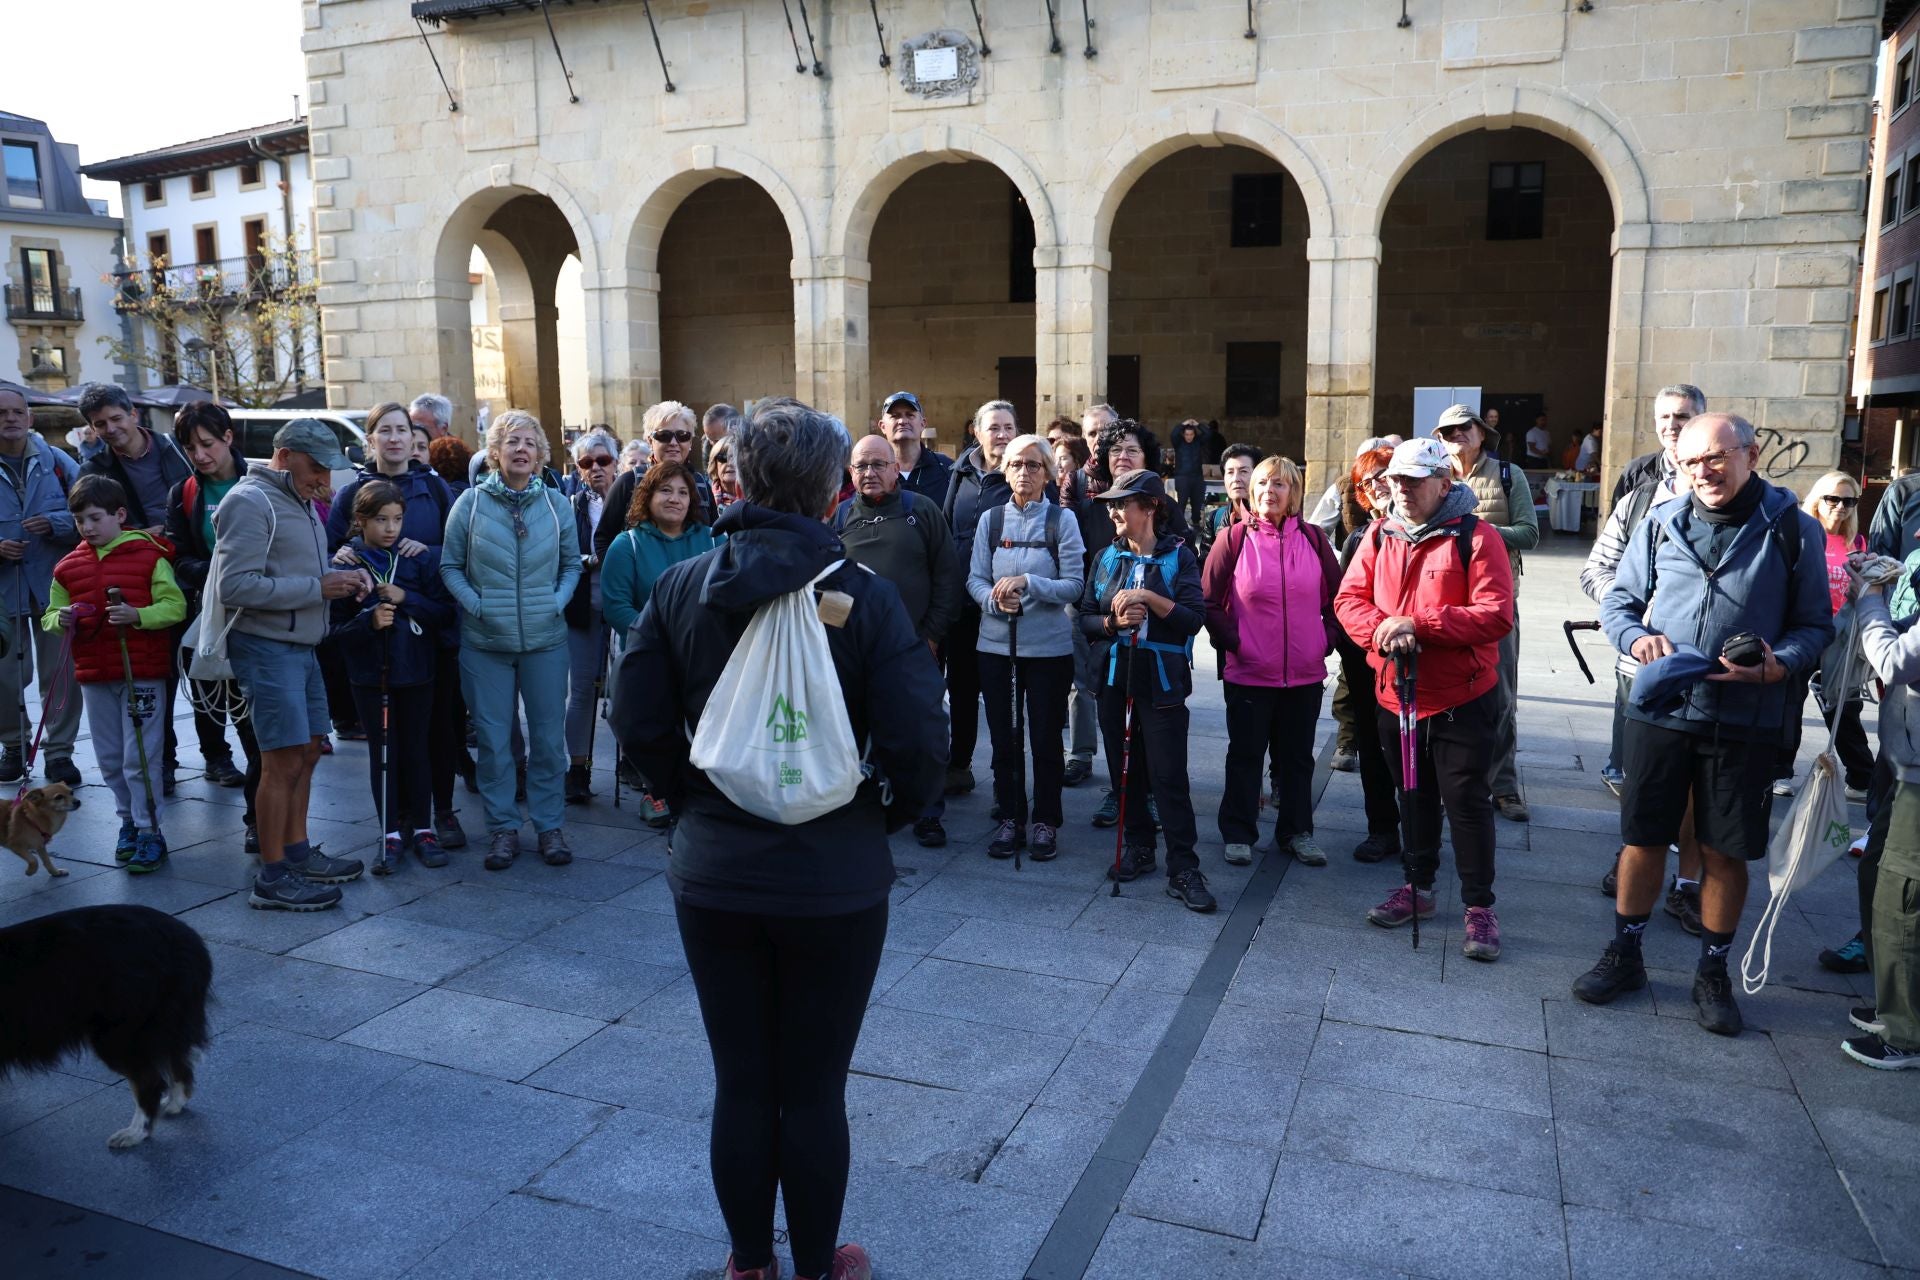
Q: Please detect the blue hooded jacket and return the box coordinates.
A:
[327,542,456,687]
[325,463,455,553]
[1602,478,1834,738]
[0,434,79,616]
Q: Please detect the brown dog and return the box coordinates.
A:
[4,783,77,877]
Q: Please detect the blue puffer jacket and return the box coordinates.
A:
[1603,478,1834,737]
[440,474,580,654]
[325,463,455,552]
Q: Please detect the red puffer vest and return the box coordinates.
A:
[53,533,175,684]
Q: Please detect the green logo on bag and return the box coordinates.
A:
[768,694,808,745]
[779,763,804,787]
[1824,820,1851,849]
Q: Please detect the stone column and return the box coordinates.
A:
[1303,234,1380,493]
[1035,245,1110,424]
[1599,222,1652,510]
[793,256,869,427]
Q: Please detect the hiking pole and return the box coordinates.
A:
[1392,643,1419,950]
[374,621,391,871]
[1562,619,1601,684]
[606,636,622,811]
[106,588,160,838]
[1008,610,1023,872]
[1110,631,1137,898]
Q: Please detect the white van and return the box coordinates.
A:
[212,407,370,493]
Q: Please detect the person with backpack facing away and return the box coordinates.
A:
[1579,413,1833,1036]
[968,432,1085,861]
[1081,468,1210,909]
[940,400,1020,796]
[44,475,186,872]
[1433,404,1538,823]
[1202,455,1341,869]
[611,399,945,1280]
[329,481,457,872]
[1335,438,1515,960]
[0,383,81,789]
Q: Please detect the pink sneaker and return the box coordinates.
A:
[828,1244,871,1280]
[1366,884,1436,929]
[725,1256,781,1280]
[1461,906,1501,961]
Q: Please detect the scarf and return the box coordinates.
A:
[1690,473,1763,527]
[1398,481,1480,542]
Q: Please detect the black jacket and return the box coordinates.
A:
[1610,449,1666,509]
[565,486,606,627]
[1077,530,1206,706]
[594,466,716,564]
[611,503,947,916]
[84,430,192,529]
[898,447,955,506]
[834,488,960,642]
[164,474,219,607]
[942,443,1012,569]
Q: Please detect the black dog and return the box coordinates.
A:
[0,904,212,1148]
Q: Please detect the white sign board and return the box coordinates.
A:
[473,325,507,402]
[1412,386,1480,438]
[914,46,960,83]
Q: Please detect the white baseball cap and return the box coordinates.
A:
[1384,437,1453,479]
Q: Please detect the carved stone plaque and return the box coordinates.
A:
[898,30,980,99]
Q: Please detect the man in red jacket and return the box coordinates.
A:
[1334,437,1516,961]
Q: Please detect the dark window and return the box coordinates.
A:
[239,160,261,186]
[1008,183,1036,304]
[1224,342,1282,417]
[1906,162,1920,220]
[1487,161,1546,240]
[1230,173,1286,247]
[3,140,42,207]
[142,179,163,204]
[194,226,217,265]
[20,248,54,311]
[1872,287,1890,341]
[1899,52,1915,111]
[1894,279,1913,338]
[1888,168,1904,229]
[190,171,211,195]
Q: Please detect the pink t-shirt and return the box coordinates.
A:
[1823,531,1863,615]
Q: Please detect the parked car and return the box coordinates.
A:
[214,407,369,493]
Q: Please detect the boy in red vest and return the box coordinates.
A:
[44,475,185,872]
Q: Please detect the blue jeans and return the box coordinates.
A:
[461,643,569,834]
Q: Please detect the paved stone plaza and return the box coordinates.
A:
[2,541,1917,1279]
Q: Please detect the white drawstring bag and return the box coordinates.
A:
[689,561,862,824]
[1740,617,1861,995]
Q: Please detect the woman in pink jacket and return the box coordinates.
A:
[1202,455,1343,867]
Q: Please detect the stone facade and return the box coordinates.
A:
[304,0,1875,490]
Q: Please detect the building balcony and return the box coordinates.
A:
[3,284,84,324]
[112,255,312,311]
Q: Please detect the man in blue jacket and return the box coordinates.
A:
[1576,413,1834,1036]
[0,384,81,785]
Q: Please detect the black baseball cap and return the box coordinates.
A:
[882,391,921,412]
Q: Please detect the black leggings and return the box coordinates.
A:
[429,646,471,813]
[677,898,887,1279]
[943,607,983,769]
[1377,687,1499,908]
[1220,680,1323,845]
[349,682,433,835]
[978,651,1074,827]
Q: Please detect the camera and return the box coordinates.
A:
[1720,632,1766,668]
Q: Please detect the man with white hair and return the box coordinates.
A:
[410,393,454,439]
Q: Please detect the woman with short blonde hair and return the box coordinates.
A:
[1250,455,1305,518]
[485,409,551,474]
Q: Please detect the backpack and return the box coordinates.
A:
[833,489,917,533]
[688,560,865,824]
[1095,539,1194,691]
[1643,500,1803,600]
[986,501,1062,576]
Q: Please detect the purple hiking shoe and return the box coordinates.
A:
[1461,906,1501,961]
[1367,884,1436,929]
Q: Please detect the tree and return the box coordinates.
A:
[100,231,320,407]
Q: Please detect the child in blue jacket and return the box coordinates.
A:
[329,480,456,872]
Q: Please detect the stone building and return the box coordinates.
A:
[304,0,1875,491]
[1853,0,1920,499]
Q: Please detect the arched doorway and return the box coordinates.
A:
[867,162,1038,449]
[657,178,796,411]
[1106,146,1310,458]
[1374,128,1615,456]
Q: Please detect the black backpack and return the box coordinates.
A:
[985,501,1063,576]
[1371,512,1481,575]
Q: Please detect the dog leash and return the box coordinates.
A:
[10,627,76,813]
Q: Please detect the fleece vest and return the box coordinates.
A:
[54,536,173,683]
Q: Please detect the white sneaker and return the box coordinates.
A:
[1289,835,1328,867]
[1771,780,1796,798]
[1224,842,1254,866]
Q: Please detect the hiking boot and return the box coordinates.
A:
[1366,884,1436,929]
[1107,845,1155,883]
[114,818,138,865]
[1494,793,1529,822]
[1352,832,1399,864]
[1851,1007,1886,1035]
[1063,758,1093,786]
[988,819,1026,859]
[371,835,405,877]
[1091,789,1119,828]
[1461,906,1501,961]
[944,766,976,795]
[435,810,468,850]
[43,756,81,788]
[826,1243,873,1280]
[289,845,364,885]
[642,792,673,829]
[126,829,169,874]
[723,1254,781,1280]
[1572,943,1647,1004]
[564,764,591,805]
[1330,748,1359,773]
[484,829,520,870]
[244,824,260,856]
[1167,868,1217,913]
[1692,964,1743,1036]
[1288,834,1328,867]
[204,755,246,788]
[1819,934,1869,973]
[1664,878,1702,936]
[913,817,947,848]
[1599,765,1624,797]
[413,830,448,869]
[1600,851,1620,897]
[1223,842,1254,866]
[1030,822,1059,861]
[1843,1034,1920,1070]
[537,828,572,866]
[248,867,342,911]
[0,746,22,783]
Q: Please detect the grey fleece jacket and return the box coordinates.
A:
[212,463,331,646]
[1859,590,1920,785]
[966,497,1086,658]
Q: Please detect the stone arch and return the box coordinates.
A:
[827,124,1058,261]
[427,157,599,289]
[1357,84,1651,237]
[1082,103,1338,250]
[612,145,813,278]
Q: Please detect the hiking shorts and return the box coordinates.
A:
[1619,717,1775,861]
[228,631,329,752]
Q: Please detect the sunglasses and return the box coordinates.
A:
[580,455,615,468]
[652,429,693,444]
[1821,494,1859,508]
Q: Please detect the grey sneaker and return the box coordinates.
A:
[249,867,342,911]
[1289,834,1328,867]
[1330,749,1359,773]
[288,845,364,885]
[537,828,573,866]
[1223,842,1254,866]
[484,829,520,871]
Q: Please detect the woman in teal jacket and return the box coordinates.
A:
[440,410,581,869]
[600,460,720,824]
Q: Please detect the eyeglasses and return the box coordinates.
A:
[1005,459,1049,472]
[580,455,614,469]
[1435,427,1473,442]
[1361,473,1389,489]
[849,460,893,472]
[1678,449,1739,475]
[652,430,693,444]
[1820,494,1859,508]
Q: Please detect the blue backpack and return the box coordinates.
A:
[1094,540,1193,691]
